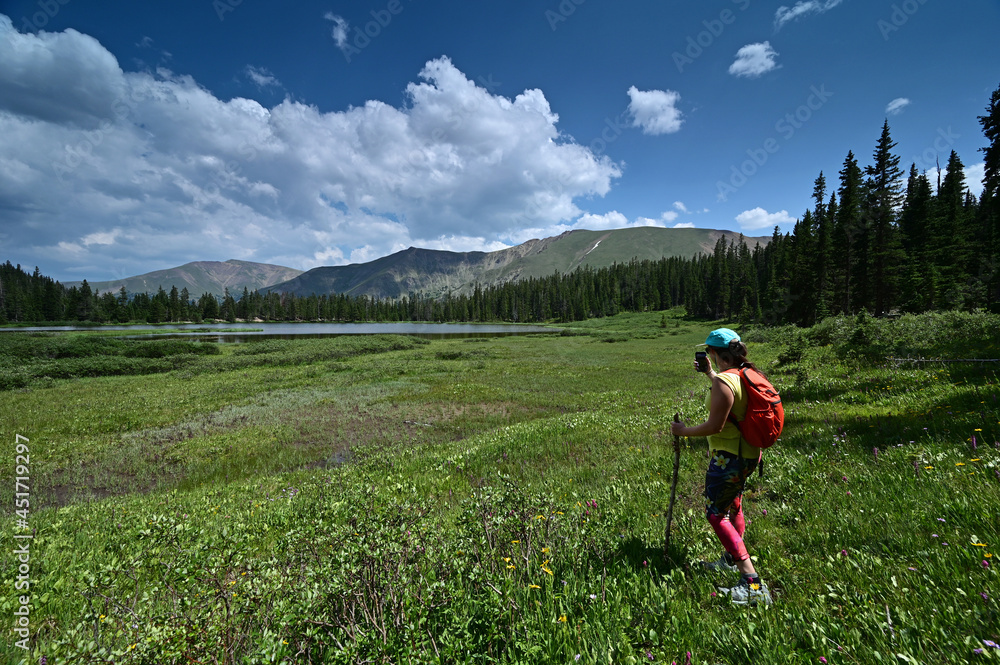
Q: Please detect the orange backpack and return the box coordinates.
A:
[724,366,784,449]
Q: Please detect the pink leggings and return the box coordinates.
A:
[707,496,749,561]
[704,448,759,562]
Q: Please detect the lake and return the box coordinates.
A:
[0,321,560,342]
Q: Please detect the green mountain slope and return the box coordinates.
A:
[485,227,766,282]
[69,260,303,298]
[271,227,769,299]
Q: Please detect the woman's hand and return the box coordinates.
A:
[670,420,686,437]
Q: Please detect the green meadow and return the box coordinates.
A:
[1,310,998,664]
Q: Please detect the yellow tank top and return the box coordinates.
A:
[707,370,748,456]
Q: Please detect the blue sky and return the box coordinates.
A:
[1,0,998,282]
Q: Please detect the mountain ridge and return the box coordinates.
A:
[270,227,770,299]
[67,259,303,298]
[68,227,770,299]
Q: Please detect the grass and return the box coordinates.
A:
[0,310,998,663]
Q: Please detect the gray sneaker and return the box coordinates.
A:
[719,578,773,606]
[701,551,738,573]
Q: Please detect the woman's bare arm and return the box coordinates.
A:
[670,376,734,438]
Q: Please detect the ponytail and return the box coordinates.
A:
[716,340,759,373]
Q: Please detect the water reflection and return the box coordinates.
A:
[3,321,559,341]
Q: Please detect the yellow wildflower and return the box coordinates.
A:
[558,615,567,623]
[529,584,540,589]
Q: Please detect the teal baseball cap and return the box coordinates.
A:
[698,328,741,349]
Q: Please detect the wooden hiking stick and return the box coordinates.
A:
[664,413,682,559]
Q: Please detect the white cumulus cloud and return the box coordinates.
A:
[574,210,681,232]
[627,86,683,135]
[729,42,780,78]
[774,0,844,30]
[965,162,985,197]
[886,97,910,115]
[0,14,623,280]
[574,211,630,231]
[735,207,795,231]
[924,162,986,198]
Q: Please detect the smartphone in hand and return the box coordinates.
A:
[695,351,709,373]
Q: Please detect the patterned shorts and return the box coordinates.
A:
[704,448,759,517]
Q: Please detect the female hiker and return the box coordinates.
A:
[670,327,773,606]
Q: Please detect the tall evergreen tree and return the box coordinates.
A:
[180,287,191,321]
[834,151,864,313]
[864,120,905,314]
[77,280,95,321]
[790,211,815,324]
[936,151,972,307]
[168,285,181,322]
[221,288,237,322]
[812,173,834,321]
[899,165,936,310]
[978,81,1000,308]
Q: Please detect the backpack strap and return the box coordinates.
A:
[723,367,744,430]
[722,367,747,461]
[722,367,763,476]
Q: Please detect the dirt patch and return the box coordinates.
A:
[38,394,547,510]
[38,479,126,511]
